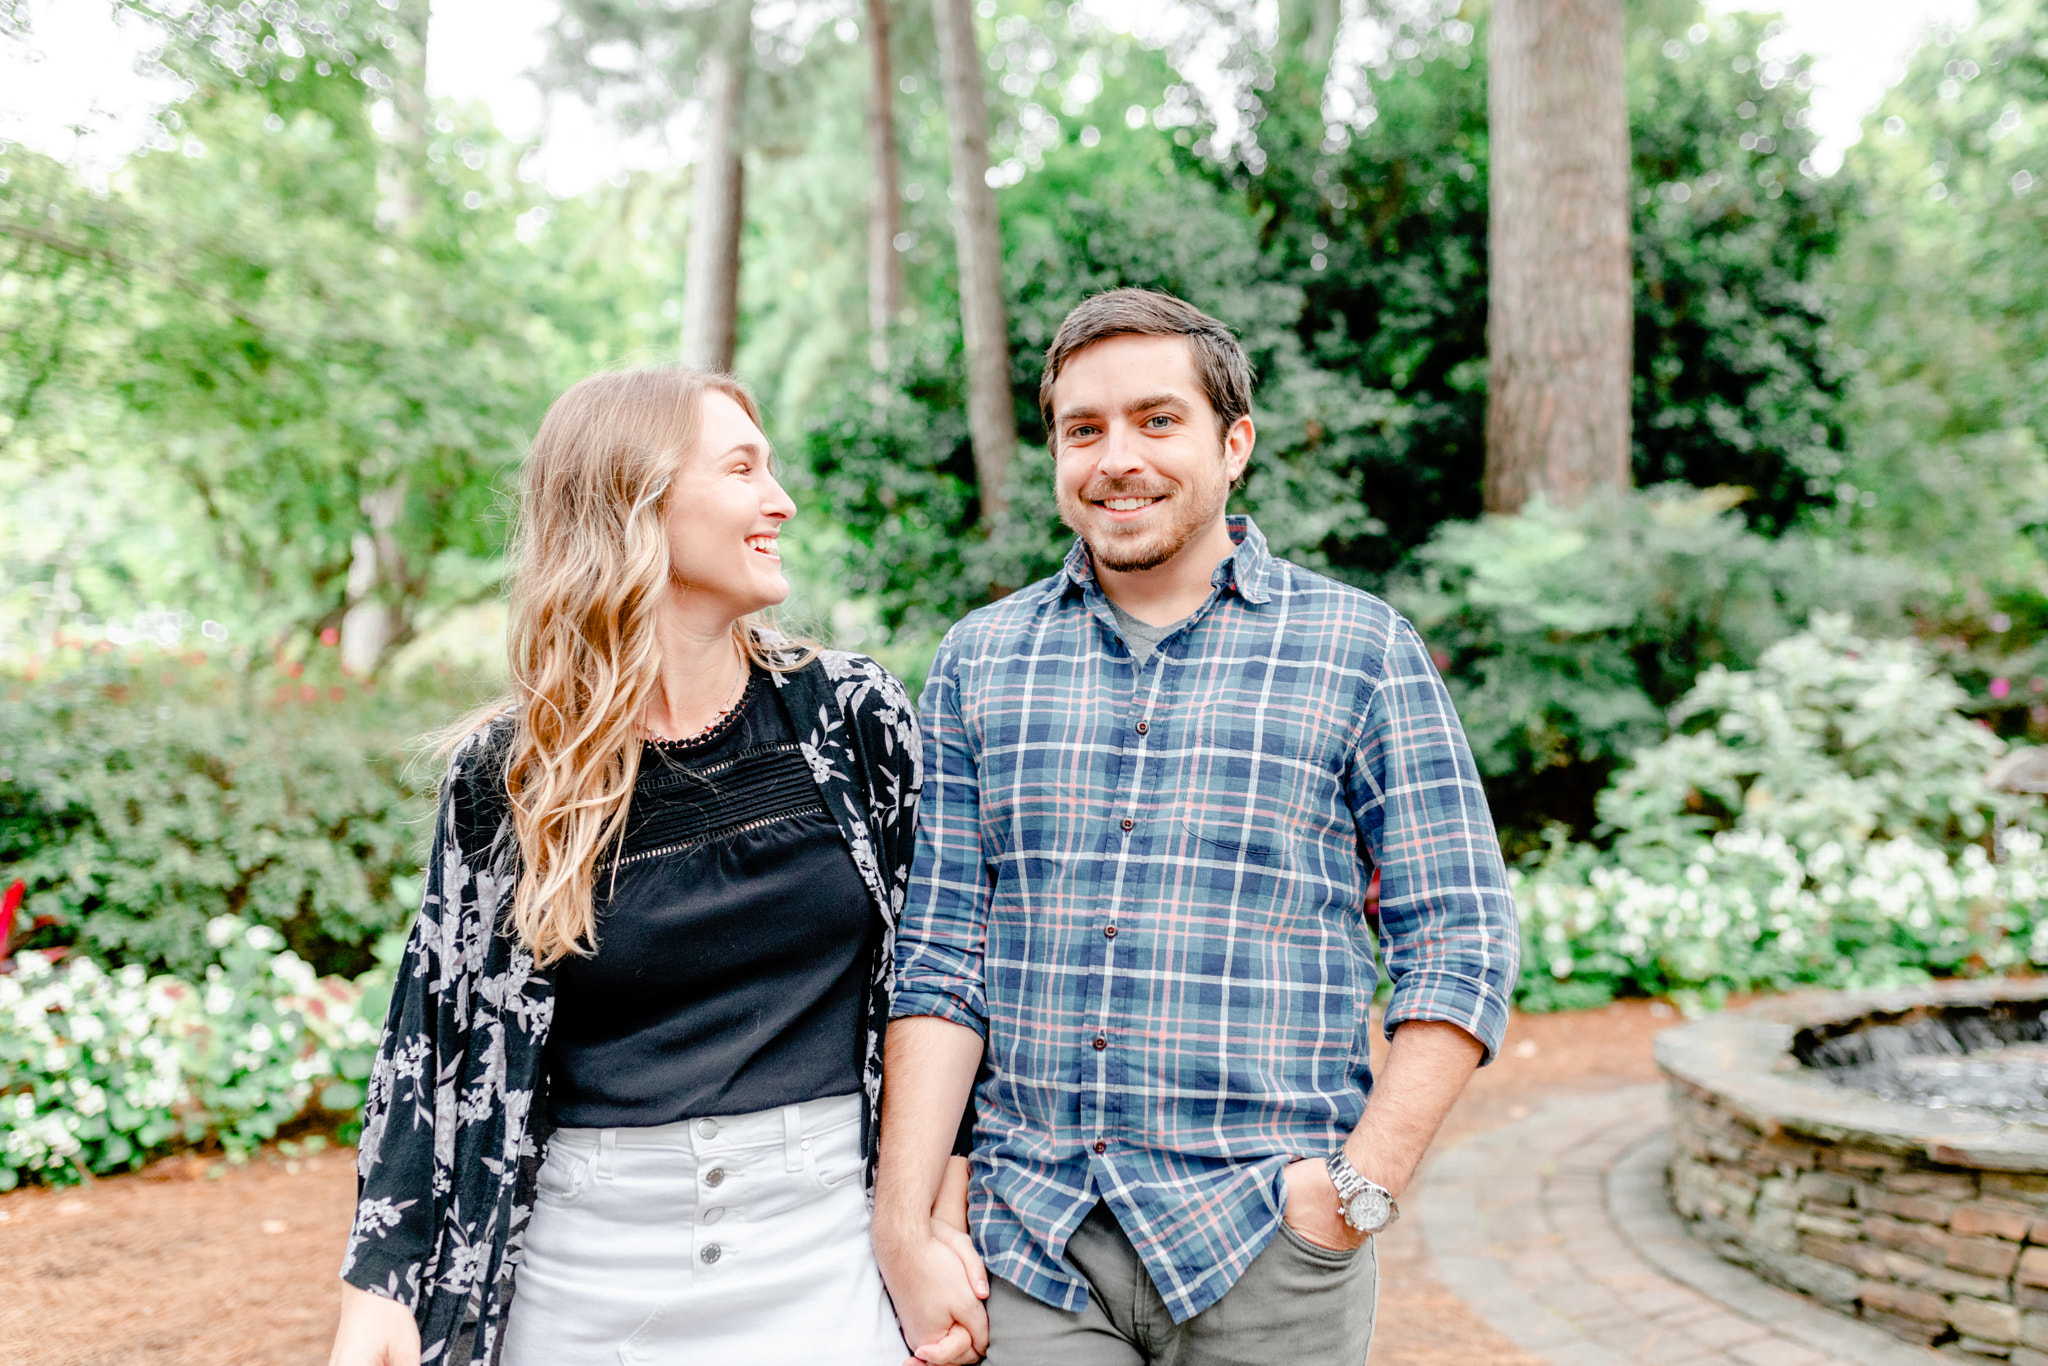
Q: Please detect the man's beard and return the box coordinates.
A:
[1057,468,1230,574]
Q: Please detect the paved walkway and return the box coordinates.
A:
[1416,1085,1945,1366]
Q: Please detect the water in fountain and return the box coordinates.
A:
[1796,1003,2048,1122]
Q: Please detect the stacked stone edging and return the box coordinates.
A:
[1658,982,2048,1363]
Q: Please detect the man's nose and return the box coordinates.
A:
[1096,422,1147,477]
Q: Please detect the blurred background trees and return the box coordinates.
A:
[2,0,2046,984]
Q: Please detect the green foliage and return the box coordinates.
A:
[0,16,677,666]
[1230,5,1850,573]
[0,915,385,1189]
[1389,486,1915,849]
[1819,0,2048,710]
[1626,13,1855,526]
[1600,616,2017,861]
[0,653,429,979]
[1514,617,2048,1011]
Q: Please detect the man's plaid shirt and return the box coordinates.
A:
[893,517,1519,1323]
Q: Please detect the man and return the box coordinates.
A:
[875,289,1520,1365]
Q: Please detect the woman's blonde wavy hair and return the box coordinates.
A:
[448,367,814,967]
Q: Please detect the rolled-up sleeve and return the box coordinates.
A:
[1345,617,1520,1063]
[892,631,992,1037]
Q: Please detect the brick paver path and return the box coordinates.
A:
[1415,1085,1945,1366]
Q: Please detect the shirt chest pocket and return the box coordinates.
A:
[1173,702,1332,865]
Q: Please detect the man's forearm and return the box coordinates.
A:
[1341,1019,1485,1197]
[874,1014,984,1244]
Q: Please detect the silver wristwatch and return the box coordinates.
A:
[1325,1152,1399,1235]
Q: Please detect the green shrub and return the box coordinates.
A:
[1516,616,2048,1011]
[0,655,431,978]
[0,915,385,1189]
[1388,486,1918,850]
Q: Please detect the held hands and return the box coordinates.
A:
[877,1215,990,1366]
[1280,1157,1369,1253]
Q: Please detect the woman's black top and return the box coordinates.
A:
[546,670,874,1127]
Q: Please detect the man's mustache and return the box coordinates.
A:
[1075,480,1173,502]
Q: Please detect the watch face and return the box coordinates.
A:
[1346,1188,1390,1232]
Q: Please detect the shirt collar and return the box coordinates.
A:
[1047,515,1274,607]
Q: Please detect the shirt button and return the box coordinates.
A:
[1103,925,1117,939]
[696,1118,719,1139]
[1093,1140,1107,1155]
[701,1243,723,1264]
[1093,1035,1108,1050]
[1120,817,1134,831]
[1135,720,1149,735]
[703,1166,725,1187]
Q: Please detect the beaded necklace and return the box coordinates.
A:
[639,658,749,745]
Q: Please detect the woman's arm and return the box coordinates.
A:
[333,751,490,1360]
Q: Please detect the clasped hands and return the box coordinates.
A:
[877,1211,990,1366]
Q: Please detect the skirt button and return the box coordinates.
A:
[696,1118,720,1139]
[701,1244,723,1265]
[704,1166,725,1187]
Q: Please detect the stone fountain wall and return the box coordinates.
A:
[1659,984,2048,1364]
[1671,1078,2048,1359]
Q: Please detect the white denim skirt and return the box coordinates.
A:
[501,1092,906,1366]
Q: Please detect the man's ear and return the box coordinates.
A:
[1223,414,1256,485]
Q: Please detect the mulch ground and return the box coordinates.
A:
[4,1001,1682,1365]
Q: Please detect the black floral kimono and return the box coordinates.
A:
[340,651,921,1364]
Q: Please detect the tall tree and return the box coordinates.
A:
[1484,0,1632,512]
[680,0,751,371]
[864,0,904,374]
[931,0,1016,522]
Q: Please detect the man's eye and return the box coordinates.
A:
[1069,425,1099,440]
[1146,414,1174,428]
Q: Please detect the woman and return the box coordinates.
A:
[329,369,982,1366]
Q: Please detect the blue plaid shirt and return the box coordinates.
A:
[893,517,1519,1322]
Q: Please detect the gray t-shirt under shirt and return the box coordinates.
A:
[1107,598,1189,668]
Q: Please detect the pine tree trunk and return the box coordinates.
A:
[681,0,751,372]
[1483,0,1632,513]
[931,0,1016,522]
[865,0,903,374]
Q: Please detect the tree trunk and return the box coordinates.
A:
[1279,0,1339,75]
[1483,0,1632,513]
[681,0,751,372]
[931,0,1016,523]
[346,0,430,674]
[339,480,412,676]
[865,0,903,374]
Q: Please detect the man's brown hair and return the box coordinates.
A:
[1039,289,1255,457]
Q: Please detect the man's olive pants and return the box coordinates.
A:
[982,1202,1378,1366]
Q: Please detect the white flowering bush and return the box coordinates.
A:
[0,916,386,1189]
[1516,616,2048,1011]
